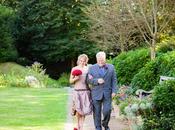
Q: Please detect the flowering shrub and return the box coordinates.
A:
[0,62,61,88]
[113,85,153,129]
[26,62,48,88]
[0,74,7,87]
[121,96,153,130]
[25,75,40,88]
[113,85,133,105]
[5,74,28,88]
[27,61,46,75]
[124,98,153,116]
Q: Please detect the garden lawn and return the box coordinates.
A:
[0,87,68,130]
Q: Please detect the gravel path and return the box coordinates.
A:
[64,88,129,130]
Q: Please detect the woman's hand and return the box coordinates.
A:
[73,76,80,82]
[69,75,80,84]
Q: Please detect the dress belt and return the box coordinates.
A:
[74,89,90,91]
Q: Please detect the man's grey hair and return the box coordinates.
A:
[96,51,106,59]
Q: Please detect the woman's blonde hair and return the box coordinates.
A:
[77,54,89,65]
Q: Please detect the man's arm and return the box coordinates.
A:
[86,66,99,87]
[111,65,117,94]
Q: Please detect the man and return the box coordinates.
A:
[87,51,117,130]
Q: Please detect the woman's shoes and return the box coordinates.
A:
[73,128,78,130]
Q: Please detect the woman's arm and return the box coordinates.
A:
[69,68,79,84]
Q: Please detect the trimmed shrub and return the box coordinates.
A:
[153,80,175,116]
[57,73,70,87]
[113,48,150,85]
[142,80,175,130]
[131,51,175,91]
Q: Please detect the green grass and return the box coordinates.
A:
[0,87,69,130]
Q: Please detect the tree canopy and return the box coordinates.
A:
[0,4,18,62]
[14,0,97,63]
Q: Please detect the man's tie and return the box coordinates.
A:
[99,66,105,77]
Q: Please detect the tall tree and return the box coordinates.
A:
[15,0,97,64]
[123,0,175,59]
[85,0,175,58]
[0,4,18,62]
[84,0,144,54]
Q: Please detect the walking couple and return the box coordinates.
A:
[69,51,117,130]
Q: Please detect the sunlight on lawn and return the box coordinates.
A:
[0,124,64,130]
[0,87,69,130]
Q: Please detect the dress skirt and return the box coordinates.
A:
[72,89,92,116]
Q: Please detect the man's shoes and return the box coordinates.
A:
[95,126,102,130]
[102,122,110,130]
[104,126,110,130]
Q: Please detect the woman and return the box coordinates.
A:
[69,54,92,130]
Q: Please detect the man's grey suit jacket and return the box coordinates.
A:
[87,63,117,100]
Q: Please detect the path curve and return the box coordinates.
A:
[64,87,129,130]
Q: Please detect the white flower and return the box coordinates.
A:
[25,75,40,88]
[139,103,146,110]
[124,106,131,114]
[131,103,139,112]
[145,102,152,109]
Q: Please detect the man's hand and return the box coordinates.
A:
[112,93,116,98]
[98,78,105,84]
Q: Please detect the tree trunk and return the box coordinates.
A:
[150,38,156,60]
[120,33,125,52]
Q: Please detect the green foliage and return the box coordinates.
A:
[0,62,62,88]
[157,36,175,53]
[0,74,6,87]
[119,101,129,115]
[0,62,38,87]
[0,4,18,62]
[113,85,133,105]
[16,57,31,65]
[15,0,97,63]
[113,48,150,85]
[57,73,70,87]
[44,78,60,88]
[27,62,46,75]
[142,80,175,130]
[5,73,28,87]
[0,62,28,75]
[106,56,113,64]
[131,51,175,91]
[26,62,63,88]
[0,0,20,10]
[153,80,175,116]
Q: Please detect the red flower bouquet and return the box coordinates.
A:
[72,69,82,76]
